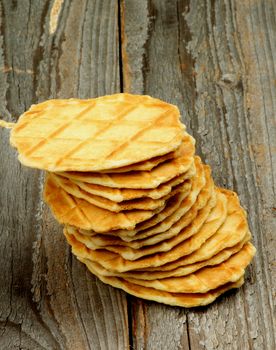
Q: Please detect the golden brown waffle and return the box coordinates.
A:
[10,94,184,171]
[67,188,219,261]
[69,171,215,249]
[65,186,251,274]
[115,163,214,242]
[67,189,226,261]
[80,156,205,239]
[140,189,250,272]
[50,173,191,212]
[82,234,251,280]
[98,140,186,173]
[64,191,222,272]
[58,135,195,189]
[79,258,246,307]
[121,243,255,293]
[67,164,195,202]
[66,168,217,252]
[1,93,256,309]
[44,174,166,232]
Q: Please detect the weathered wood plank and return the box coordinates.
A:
[0,1,129,349]
[121,1,192,348]
[122,0,276,349]
[1,0,275,349]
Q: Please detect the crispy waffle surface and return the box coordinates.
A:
[58,134,195,189]
[67,188,220,261]
[43,163,195,232]
[95,138,186,173]
[64,188,249,272]
[10,94,185,171]
[77,233,251,281]
[78,260,246,308]
[79,243,255,294]
[77,156,205,239]
[50,173,192,212]
[67,165,215,248]
[65,164,216,255]
[44,173,166,232]
[71,169,195,202]
[64,185,255,307]
[0,93,257,308]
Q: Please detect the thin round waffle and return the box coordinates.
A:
[44,174,166,232]
[64,189,229,271]
[67,164,196,202]
[58,134,195,189]
[69,173,215,249]
[80,156,205,240]
[81,234,251,280]
[10,94,185,171]
[144,189,249,272]
[116,164,214,243]
[146,190,251,271]
[79,259,246,307]
[67,188,219,260]
[123,243,255,293]
[50,173,191,212]
[0,93,256,309]
[97,140,186,173]
[67,189,226,262]
[88,244,255,296]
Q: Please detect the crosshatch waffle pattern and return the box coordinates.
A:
[0,92,256,309]
[58,134,195,189]
[10,94,184,171]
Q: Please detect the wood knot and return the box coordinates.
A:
[218,73,242,89]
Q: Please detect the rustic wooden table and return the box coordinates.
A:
[0,1,275,349]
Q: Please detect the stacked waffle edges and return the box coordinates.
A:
[53,145,256,308]
[6,94,255,308]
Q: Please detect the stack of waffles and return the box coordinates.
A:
[1,93,256,307]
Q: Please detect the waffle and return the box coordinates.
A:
[1,93,256,308]
[114,163,214,243]
[67,189,226,263]
[97,141,184,173]
[80,258,246,307]
[44,174,165,232]
[64,186,248,272]
[58,135,195,189]
[10,94,184,171]
[64,189,229,271]
[70,165,195,202]
[67,188,219,261]
[140,233,251,279]
[121,243,255,293]
[81,156,205,240]
[68,174,215,249]
[139,189,250,272]
[50,173,191,212]
[83,234,251,280]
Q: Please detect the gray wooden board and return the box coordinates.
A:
[0,1,128,349]
[0,0,275,349]
[122,0,276,349]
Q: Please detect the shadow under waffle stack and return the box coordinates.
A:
[1,93,256,308]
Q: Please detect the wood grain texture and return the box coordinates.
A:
[122,0,276,349]
[0,1,129,349]
[0,0,275,349]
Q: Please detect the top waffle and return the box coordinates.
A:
[9,94,184,172]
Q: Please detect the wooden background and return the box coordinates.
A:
[0,0,275,349]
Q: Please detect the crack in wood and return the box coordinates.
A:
[49,0,64,35]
